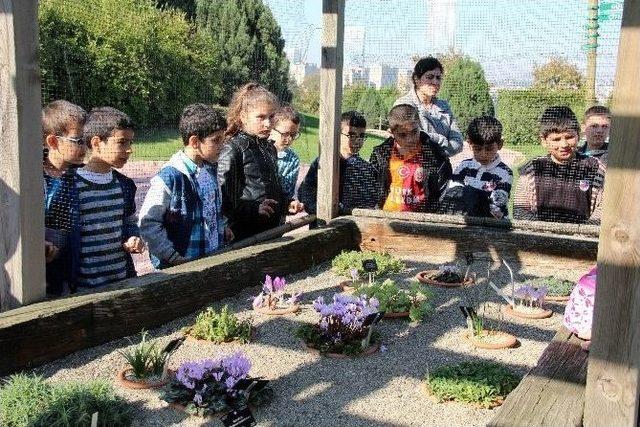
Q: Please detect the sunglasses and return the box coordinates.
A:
[56,135,84,146]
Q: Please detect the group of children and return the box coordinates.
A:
[41,81,612,296]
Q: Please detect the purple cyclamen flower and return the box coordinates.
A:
[193,393,203,405]
[252,293,265,309]
[350,268,359,282]
[225,376,237,390]
[212,371,224,382]
[313,296,325,311]
[287,292,302,305]
[222,352,251,379]
[263,275,274,294]
[273,276,287,292]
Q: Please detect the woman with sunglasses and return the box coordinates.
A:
[394,56,463,157]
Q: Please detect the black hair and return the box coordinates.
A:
[179,103,227,145]
[412,56,443,85]
[467,116,503,146]
[388,104,420,131]
[83,106,134,146]
[584,105,611,119]
[340,110,366,128]
[539,106,580,138]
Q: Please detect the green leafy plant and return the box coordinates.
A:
[332,250,405,278]
[185,305,252,344]
[356,279,434,322]
[0,374,132,427]
[529,276,575,297]
[425,362,520,408]
[118,330,167,380]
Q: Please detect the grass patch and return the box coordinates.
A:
[332,250,405,278]
[425,361,521,408]
[184,305,252,343]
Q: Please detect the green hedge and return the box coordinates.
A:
[39,0,222,128]
[497,89,586,146]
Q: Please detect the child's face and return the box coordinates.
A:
[198,131,226,163]
[270,119,300,152]
[91,129,134,169]
[583,114,611,149]
[414,68,443,100]
[339,122,366,157]
[242,102,275,139]
[541,130,578,163]
[47,122,86,165]
[470,140,502,166]
[391,121,421,150]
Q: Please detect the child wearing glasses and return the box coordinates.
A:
[439,116,513,219]
[42,100,87,295]
[514,106,605,224]
[270,106,301,201]
[139,104,233,269]
[298,111,379,215]
[46,107,143,292]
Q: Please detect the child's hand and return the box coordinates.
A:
[224,226,234,243]
[45,241,59,263]
[258,199,278,217]
[123,236,145,254]
[288,200,304,214]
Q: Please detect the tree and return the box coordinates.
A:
[156,0,197,20]
[293,74,320,115]
[357,87,388,130]
[342,83,368,113]
[533,57,585,91]
[438,56,494,135]
[196,0,291,103]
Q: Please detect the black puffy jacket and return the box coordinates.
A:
[217,132,288,240]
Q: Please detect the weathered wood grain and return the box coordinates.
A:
[489,327,588,427]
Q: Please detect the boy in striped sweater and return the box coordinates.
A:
[439,116,513,218]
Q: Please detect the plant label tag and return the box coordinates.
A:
[362,311,385,327]
[459,306,477,320]
[235,378,269,395]
[221,406,256,427]
[362,259,378,272]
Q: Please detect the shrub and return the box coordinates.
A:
[332,250,405,278]
[497,89,586,146]
[425,362,520,408]
[529,276,575,297]
[118,330,168,380]
[0,374,132,427]
[186,305,253,343]
[356,279,434,322]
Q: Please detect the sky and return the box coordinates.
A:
[263,0,623,99]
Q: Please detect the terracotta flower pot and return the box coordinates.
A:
[383,311,410,319]
[254,304,300,315]
[502,304,553,319]
[465,330,518,350]
[116,368,167,390]
[545,295,571,303]
[302,341,380,359]
[415,270,474,288]
[185,327,256,345]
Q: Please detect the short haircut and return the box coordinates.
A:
[273,105,301,127]
[539,106,580,138]
[42,100,87,140]
[83,106,134,146]
[179,103,227,145]
[584,105,611,120]
[341,110,366,128]
[388,104,420,131]
[467,116,503,146]
[412,56,444,82]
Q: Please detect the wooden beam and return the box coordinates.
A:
[0,0,46,311]
[316,0,344,223]
[584,0,640,425]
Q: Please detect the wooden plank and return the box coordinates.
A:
[489,327,588,427]
[0,0,46,310]
[0,220,358,374]
[316,0,344,223]
[352,216,598,269]
[584,1,640,426]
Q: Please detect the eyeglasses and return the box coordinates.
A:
[56,135,84,146]
[341,132,366,141]
[273,128,300,140]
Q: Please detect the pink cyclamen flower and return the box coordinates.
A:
[252,293,265,309]
[263,275,274,294]
[273,276,287,292]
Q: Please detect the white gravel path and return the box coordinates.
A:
[23,256,581,427]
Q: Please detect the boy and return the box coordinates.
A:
[298,111,379,215]
[369,104,451,212]
[270,105,301,201]
[579,105,611,164]
[139,104,233,269]
[42,100,87,295]
[47,106,143,291]
[514,106,605,224]
[439,116,512,219]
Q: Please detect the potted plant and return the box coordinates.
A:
[503,284,553,319]
[529,276,574,302]
[296,294,382,358]
[116,330,169,389]
[424,362,520,408]
[252,275,301,315]
[355,279,434,322]
[462,305,517,350]
[416,264,474,288]
[332,250,405,280]
[184,305,253,344]
[161,352,273,419]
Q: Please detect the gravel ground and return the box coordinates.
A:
[25,256,581,427]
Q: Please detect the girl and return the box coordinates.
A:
[394,56,463,157]
[269,105,301,201]
[218,83,304,241]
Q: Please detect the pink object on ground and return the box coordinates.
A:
[563,266,597,339]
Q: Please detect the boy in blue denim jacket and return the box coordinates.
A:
[139,104,233,269]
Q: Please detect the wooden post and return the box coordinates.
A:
[0,0,46,310]
[585,0,599,106]
[316,0,344,223]
[584,0,640,425]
